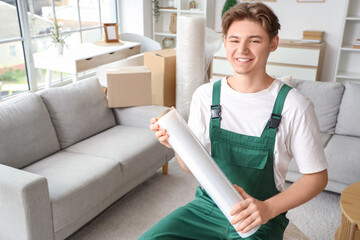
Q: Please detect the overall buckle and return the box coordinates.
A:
[268,113,282,131]
[211,104,221,119]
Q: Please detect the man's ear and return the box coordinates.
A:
[270,36,279,52]
[223,35,227,48]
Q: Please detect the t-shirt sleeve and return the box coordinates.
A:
[188,88,211,153]
[288,102,328,174]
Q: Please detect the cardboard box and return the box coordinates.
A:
[144,48,176,107]
[106,66,152,108]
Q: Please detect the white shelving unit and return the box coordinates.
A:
[152,0,214,48]
[334,0,360,83]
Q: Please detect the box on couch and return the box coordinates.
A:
[144,48,176,107]
[106,66,152,108]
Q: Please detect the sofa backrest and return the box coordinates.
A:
[0,93,60,168]
[291,79,345,134]
[40,78,116,148]
[335,81,360,137]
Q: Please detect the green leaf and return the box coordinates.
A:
[222,0,238,17]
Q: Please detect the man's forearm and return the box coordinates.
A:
[265,169,328,219]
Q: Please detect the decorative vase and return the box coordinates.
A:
[54,42,64,55]
[169,14,177,34]
[162,37,175,49]
[189,0,198,10]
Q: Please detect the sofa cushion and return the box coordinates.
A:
[113,105,170,128]
[40,78,116,148]
[324,135,360,186]
[23,151,122,233]
[65,125,174,184]
[0,93,60,168]
[291,79,344,134]
[335,81,360,137]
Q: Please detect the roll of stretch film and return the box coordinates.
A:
[157,109,260,238]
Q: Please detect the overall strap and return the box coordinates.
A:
[266,84,292,135]
[210,80,222,129]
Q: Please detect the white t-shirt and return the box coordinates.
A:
[187,78,327,192]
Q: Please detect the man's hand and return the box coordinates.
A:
[149,107,192,174]
[230,170,328,234]
[149,107,175,149]
[230,185,274,234]
[149,117,172,148]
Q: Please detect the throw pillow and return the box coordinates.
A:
[293,79,344,134]
[40,78,116,148]
[335,81,360,137]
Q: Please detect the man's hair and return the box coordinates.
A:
[222,2,281,39]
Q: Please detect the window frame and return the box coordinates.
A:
[0,0,120,99]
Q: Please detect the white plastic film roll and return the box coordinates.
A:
[176,15,206,121]
[157,109,260,238]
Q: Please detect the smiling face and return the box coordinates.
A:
[224,19,278,77]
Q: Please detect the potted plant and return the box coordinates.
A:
[152,0,160,23]
[50,17,68,55]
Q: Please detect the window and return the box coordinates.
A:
[0,0,119,100]
[9,45,17,57]
[0,0,29,99]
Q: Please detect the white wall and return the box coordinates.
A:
[143,0,153,38]
[119,0,151,37]
[214,0,348,82]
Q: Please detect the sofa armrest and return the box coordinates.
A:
[112,105,170,129]
[0,164,54,240]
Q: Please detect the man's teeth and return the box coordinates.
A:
[237,58,251,62]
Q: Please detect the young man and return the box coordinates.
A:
[143,2,328,239]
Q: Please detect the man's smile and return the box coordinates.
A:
[235,58,253,62]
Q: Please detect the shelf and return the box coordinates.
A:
[152,0,212,49]
[154,32,177,37]
[346,16,360,20]
[341,45,360,51]
[159,7,177,10]
[334,0,360,82]
[180,10,205,14]
[336,71,360,80]
[159,8,177,13]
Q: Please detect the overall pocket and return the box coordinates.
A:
[212,141,269,170]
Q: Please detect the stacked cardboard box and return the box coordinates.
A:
[302,30,324,42]
[106,66,152,108]
[353,38,360,49]
[144,49,176,107]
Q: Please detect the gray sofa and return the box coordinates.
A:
[0,78,174,240]
[286,79,360,194]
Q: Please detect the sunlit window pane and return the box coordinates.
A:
[101,0,117,23]
[33,36,52,87]
[79,0,100,29]
[54,0,80,31]
[0,42,29,99]
[26,0,52,37]
[64,31,81,49]
[0,0,22,39]
[33,32,80,89]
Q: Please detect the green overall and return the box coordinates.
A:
[139,80,291,240]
